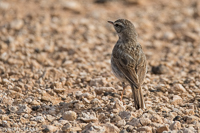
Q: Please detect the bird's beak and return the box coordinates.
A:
[108,21,114,25]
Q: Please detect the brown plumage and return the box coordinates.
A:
[108,19,147,110]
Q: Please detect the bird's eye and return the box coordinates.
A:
[115,24,120,27]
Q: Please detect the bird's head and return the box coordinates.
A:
[108,19,138,40]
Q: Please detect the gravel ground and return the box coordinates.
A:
[0,0,200,132]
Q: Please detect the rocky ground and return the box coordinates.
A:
[0,0,200,132]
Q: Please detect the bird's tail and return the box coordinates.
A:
[131,84,145,110]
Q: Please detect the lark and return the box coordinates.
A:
[108,19,147,109]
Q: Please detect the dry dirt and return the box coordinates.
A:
[0,0,200,132]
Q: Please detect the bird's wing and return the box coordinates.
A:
[135,52,147,85]
[112,54,139,89]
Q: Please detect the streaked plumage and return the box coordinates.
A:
[108,19,147,110]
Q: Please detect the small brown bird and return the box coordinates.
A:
[108,19,147,110]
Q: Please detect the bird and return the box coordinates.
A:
[108,19,147,110]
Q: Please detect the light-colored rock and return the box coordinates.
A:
[79,112,98,123]
[17,104,31,114]
[103,123,120,133]
[116,119,126,127]
[95,87,116,95]
[139,118,151,126]
[43,125,58,132]
[90,77,106,87]
[82,123,105,133]
[113,99,125,112]
[127,118,142,127]
[150,114,163,123]
[137,126,152,133]
[174,84,186,92]
[31,116,45,123]
[81,93,94,100]
[9,106,18,113]
[183,128,194,133]
[0,1,10,10]
[62,1,82,13]
[185,115,199,124]
[10,19,24,30]
[171,95,182,105]
[156,125,170,133]
[170,121,181,130]
[62,111,77,121]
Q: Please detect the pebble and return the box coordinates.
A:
[152,64,169,74]
[171,95,183,105]
[31,116,45,123]
[43,125,58,132]
[62,111,77,121]
[17,104,31,114]
[174,84,186,93]
[170,121,181,130]
[79,112,98,123]
[156,125,170,133]
[119,111,131,120]
[150,114,163,123]
[137,126,152,133]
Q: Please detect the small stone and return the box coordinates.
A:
[62,123,72,132]
[41,95,51,102]
[10,19,24,30]
[170,121,181,130]
[62,111,77,121]
[32,105,40,111]
[171,95,182,105]
[17,104,31,114]
[46,115,55,122]
[112,115,121,123]
[163,31,175,40]
[43,125,58,132]
[185,116,198,124]
[79,112,98,123]
[0,1,10,10]
[31,116,45,123]
[90,77,106,87]
[119,129,128,133]
[82,123,104,133]
[119,111,131,120]
[9,106,18,113]
[152,64,168,74]
[113,99,125,112]
[126,125,134,132]
[81,93,94,100]
[127,118,142,127]
[31,100,40,105]
[95,87,116,95]
[182,128,194,133]
[173,116,182,121]
[156,125,169,133]
[0,109,5,114]
[54,88,65,93]
[116,119,126,127]
[103,123,120,133]
[174,84,186,92]
[139,118,151,126]
[150,114,163,123]
[137,126,152,133]
[62,1,82,13]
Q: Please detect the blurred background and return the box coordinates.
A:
[0,0,200,73]
[0,0,200,132]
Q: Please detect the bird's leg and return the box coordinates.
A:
[120,82,126,101]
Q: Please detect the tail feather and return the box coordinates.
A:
[131,84,145,110]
